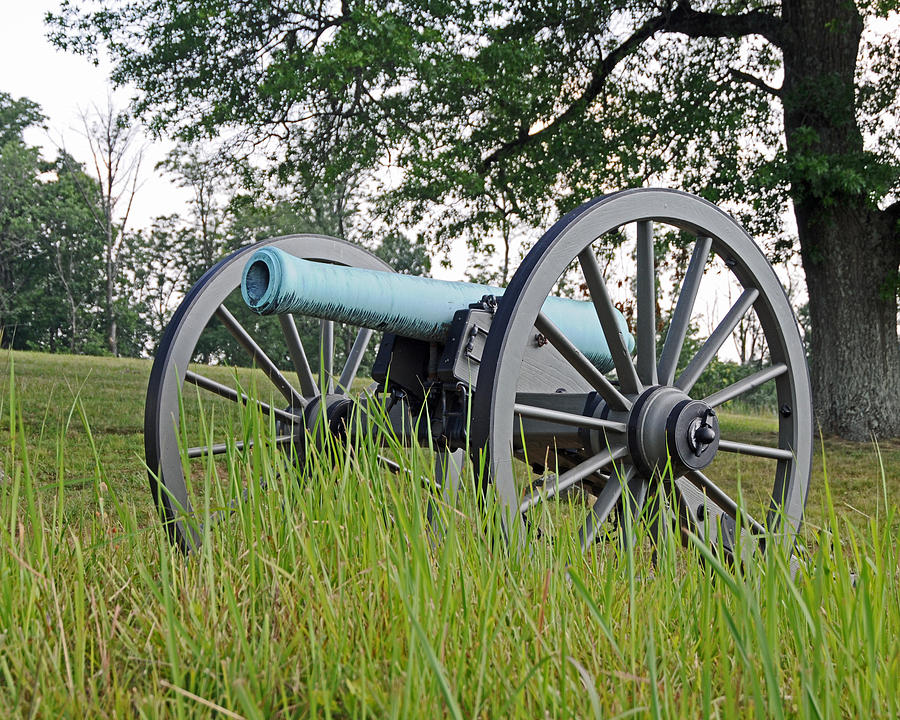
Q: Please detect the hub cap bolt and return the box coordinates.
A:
[689,408,718,456]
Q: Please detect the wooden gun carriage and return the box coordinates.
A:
[145,188,812,559]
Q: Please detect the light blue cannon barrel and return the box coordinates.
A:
[242,247,634,373]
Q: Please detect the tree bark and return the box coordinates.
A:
[781,0,900,439]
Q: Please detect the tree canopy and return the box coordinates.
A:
[0,93,108,352]
[49,1,900,438]
[50,2,897,233]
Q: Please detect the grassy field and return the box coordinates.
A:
[0,349,898,717]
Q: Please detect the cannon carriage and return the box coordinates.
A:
[144,188,812,559]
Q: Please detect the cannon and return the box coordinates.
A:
[145,188,812,559]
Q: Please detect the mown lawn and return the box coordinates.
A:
[0,349,897,717]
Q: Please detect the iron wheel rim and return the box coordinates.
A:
[144,235,393,552]
[470,188,812,559]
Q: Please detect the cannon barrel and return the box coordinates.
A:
[242,247,633,373]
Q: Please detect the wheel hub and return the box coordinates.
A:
[278,394,354,452]
[626,386,720,476]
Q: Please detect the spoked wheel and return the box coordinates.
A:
[470,189,812,561]
[145,235,393,552]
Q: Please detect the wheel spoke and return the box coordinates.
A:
[337,327,374,394]
[578,248,641,394]
[680,470,767,536]
[636,220,657,386]
[321,319,334,393]
[658,236,711,385]
[187,434,294,459]
[717,439,793,462]
[279,314,319,398]
[434,448,464,498]
[645,485,668,547]
[579,465,633,551]
[519,445,628,513]
[703,363,788,408]
[535,313,631,411]
[215,304,305,407]
[376,454,402,474]
[184,371,298,425]
[374,454,447,495]
[427,448,465,540]
[675,287,759,393]
[513,403,627,433]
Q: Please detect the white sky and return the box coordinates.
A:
[0,0,190,229]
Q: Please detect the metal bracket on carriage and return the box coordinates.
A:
[424,382,469,452]
[436,307,494,383]
[386,387,407,413]
[469,294,498,313]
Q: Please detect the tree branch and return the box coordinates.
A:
[728,67,781,97]
[481,11,669,172]
[56,147,105,234]
[481,2,783,173]
[665,1,784,46]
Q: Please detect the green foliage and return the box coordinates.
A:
[372,230,431,276]
[772,126,898,208]
[49,0,840,249]
[0,117,433,365]
[156,144,232,275]
[0,94,106,352]
[0,93,163,355]
[0,94,44,146]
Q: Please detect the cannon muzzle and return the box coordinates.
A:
[242,246,632,373]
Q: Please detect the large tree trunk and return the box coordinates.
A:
[798,203,900,439]
[782,0,900,440]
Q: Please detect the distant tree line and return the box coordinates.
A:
[0,91,430,361]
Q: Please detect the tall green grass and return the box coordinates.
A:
[1,357,898,718]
